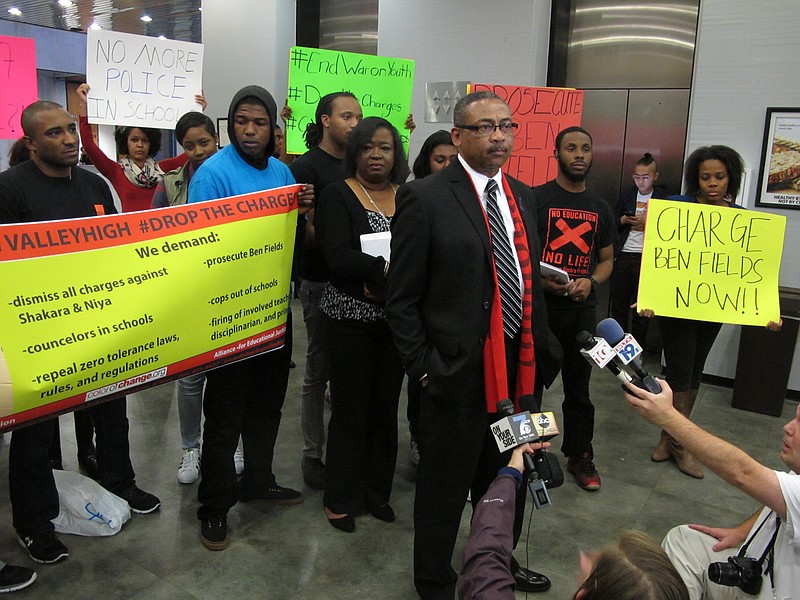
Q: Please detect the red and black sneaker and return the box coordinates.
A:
[567,452,601,491]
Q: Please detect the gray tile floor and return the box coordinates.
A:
[0,299,795,599]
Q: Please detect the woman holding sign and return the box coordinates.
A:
[648,146,781,478]
[315,117,408,532]
[76,84,205,212]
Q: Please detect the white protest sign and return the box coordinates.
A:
[86,30,203,129]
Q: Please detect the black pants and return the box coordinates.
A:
[407,376,421,438]
[413,334,536,600]
[544,298,597,458]
[658,316,722,392]
[323,317,404,514]
[197,314,292,520]
[610,252,650,347]
[10,396,134,536]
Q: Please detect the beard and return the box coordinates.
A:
[558,153,592,183]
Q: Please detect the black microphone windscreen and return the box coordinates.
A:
[495,398,514,416]
[596,318,625,346]
[576,330,595,350]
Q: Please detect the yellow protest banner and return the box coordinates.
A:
[285,46,415,155]
[0,185,301,431]
[637,199,785,325]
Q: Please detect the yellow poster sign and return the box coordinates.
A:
[637,199,785,325]
[0,185,301,431]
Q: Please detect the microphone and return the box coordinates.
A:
[492,399,540,475]
[576,330,633,386]
[595,318,662,394]
[492,400,563,507]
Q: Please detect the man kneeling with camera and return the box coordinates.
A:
[623,380,799,600]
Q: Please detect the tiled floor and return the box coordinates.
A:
[0,299,794,599]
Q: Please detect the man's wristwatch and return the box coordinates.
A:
[588,276,599,292]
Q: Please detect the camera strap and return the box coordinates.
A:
[739,511,781,592]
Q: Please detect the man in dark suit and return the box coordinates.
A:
[386,91,561,600]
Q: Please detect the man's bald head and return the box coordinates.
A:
[21,101,67,137]
[20,101,80,177]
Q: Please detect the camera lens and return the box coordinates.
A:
[708,562,740,586]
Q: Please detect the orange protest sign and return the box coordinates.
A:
[470,84,584,187]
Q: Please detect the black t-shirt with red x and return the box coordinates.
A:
[533,179,615,304]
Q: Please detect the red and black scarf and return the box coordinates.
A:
[479,176,536,412]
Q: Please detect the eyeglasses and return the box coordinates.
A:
[456,122,518,136]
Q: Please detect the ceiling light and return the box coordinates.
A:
[89,22,101,30]
[58,0,73,7]
[140,14,152,22]
[157,35,166,40]
[8,7,22,16]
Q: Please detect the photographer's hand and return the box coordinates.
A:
[689,512,759,552]
[622,378,677,428]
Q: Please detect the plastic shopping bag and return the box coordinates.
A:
[51,469,131,536]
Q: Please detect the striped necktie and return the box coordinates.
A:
[485,179,522,337]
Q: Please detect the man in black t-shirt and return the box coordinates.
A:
[534,126,615,492]
[289,92,362,489]
[0,101,160,565]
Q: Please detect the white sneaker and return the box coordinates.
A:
[178,448,201,484]
[234,448,245,475]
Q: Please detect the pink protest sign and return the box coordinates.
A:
[470,84,584,187]
[0,36,38,140]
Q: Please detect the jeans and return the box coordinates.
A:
[299,279,330,460]
[177,373,206,450]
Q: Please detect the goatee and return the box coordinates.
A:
[558,155,591,183]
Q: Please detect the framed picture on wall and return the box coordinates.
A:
[217,118,230,148]
[755,107,800,209]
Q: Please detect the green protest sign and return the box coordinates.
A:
[285,46,415,155]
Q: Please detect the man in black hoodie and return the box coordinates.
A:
[188,86,312,550]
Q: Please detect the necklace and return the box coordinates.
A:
[357,180,395,225]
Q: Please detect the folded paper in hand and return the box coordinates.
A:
[360,232,391,261]
[539,261,570,284]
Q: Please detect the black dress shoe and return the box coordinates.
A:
[326,512,355,533]
[366,503,395,522]
[78,453,100,480]
[513,567,551,593]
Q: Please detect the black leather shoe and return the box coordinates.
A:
[513,567,551,593]
[325,509,355,533]
[367,503,395,522]
[78,453,100,480]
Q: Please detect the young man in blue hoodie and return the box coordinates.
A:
[188,86,312,550]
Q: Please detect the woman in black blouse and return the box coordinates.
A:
[315,117,408,532]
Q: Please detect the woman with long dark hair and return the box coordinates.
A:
[411,129,457,180]
[76,83,204,212]
[650,146,781,478]
[315,117,408,532]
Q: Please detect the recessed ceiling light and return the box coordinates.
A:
[8,7,22,16]
[157,35,166,40]
[89,22,101,30]
[58,0,73,7]
[140,14,152,22]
